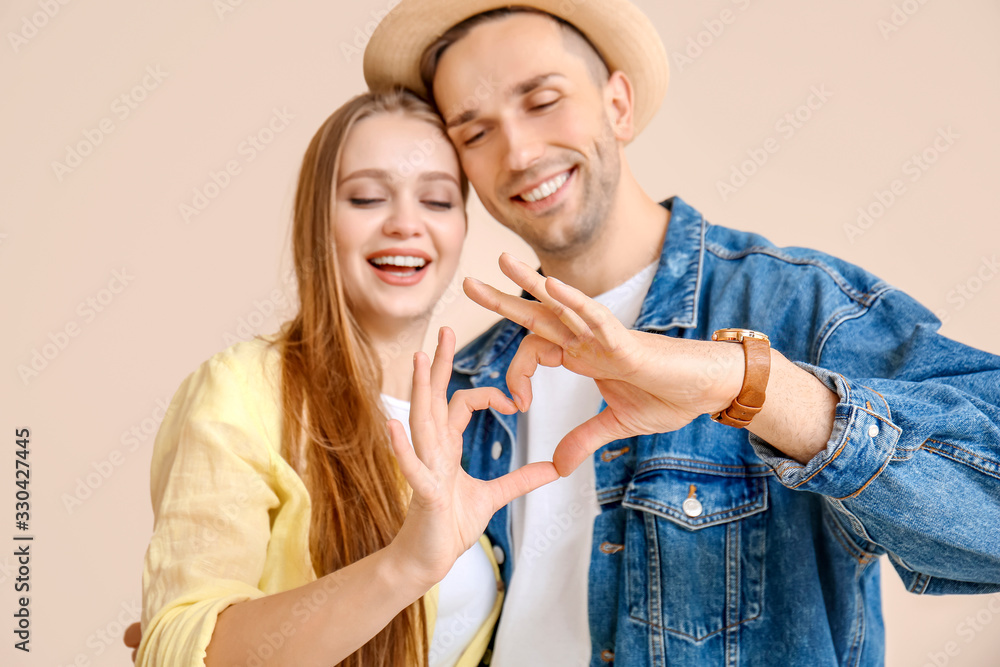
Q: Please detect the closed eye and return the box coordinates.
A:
[350,198,383,206]
[530,100,558,112]
[463,129,487,147]
[528,90,561,113]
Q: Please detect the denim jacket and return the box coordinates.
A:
[449,196,1000,666]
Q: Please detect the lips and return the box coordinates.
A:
[518,171,571,202]
[365,248,432,287]
[511,167,575,210]
[369,255,428,270]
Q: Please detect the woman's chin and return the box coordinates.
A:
[360,300,435,332]
[352,277,458,335]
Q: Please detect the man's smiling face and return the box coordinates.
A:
[433,12,630,259]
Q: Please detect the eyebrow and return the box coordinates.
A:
[418,170,462,187]
[444,73,564,130]
[339,168,460,187]
[339,168,391,184]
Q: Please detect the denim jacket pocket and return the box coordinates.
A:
[621,463,769,643]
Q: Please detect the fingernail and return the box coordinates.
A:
[466,276,484,285]
[548,276,564,286]
[438,328,443,344]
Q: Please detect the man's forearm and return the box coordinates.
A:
[745,349,839,465]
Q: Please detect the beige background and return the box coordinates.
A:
[3,0,999,665]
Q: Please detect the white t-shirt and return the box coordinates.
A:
[381,394,498,667]
[491,260,659,666]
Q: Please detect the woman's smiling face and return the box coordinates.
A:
[332,111,467,334]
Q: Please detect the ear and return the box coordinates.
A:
[604,71,635,143]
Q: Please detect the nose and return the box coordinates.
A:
[381,194,423,239]
[501,120,544,173]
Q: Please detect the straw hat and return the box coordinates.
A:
[363,0,669,137]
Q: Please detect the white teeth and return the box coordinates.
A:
[521,171,570,203]
[370,255,427,268]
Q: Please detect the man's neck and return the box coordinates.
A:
[539,167,669,297]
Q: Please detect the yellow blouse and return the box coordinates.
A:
[136,334,502,666]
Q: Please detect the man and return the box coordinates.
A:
[363,1,1000,666]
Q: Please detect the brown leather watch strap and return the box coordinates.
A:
[711,334,771,429]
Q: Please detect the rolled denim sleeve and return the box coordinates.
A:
[750,366,903,499]
[749,287,1000,593]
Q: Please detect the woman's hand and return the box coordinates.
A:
[388,326,558,588]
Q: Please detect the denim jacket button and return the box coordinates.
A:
[682,497,704,517]
[489,371,500,379]
[868,424,880,438]
[492,544,505,565]
[491,440,503,460]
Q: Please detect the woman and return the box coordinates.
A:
[134,88,557,667]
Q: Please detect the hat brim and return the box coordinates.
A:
[363,0,668,138]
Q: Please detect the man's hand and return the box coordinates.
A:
[464,253,747,476]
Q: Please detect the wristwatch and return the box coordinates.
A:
[709,329,771,429]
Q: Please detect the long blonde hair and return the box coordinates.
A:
[271,88,468,667]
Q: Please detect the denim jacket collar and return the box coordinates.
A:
[453,196,705,377]
[634,195,704,333]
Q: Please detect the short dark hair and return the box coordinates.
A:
[419,7,611,106]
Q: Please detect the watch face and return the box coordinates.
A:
[712,328,770,343]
